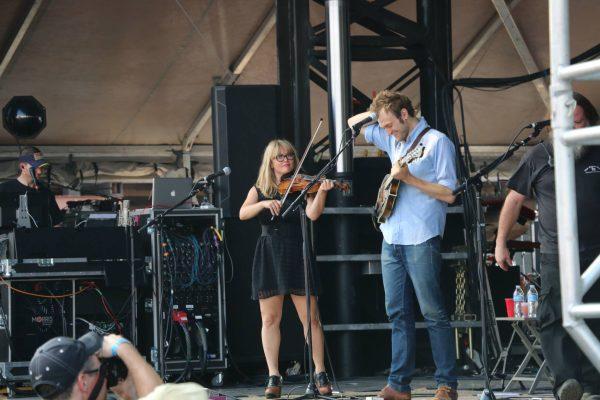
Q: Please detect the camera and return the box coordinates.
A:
[82,327,129,388]
[104,358,128,388]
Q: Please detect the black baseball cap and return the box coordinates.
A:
[29,332,103,398]
[18,151,48,169]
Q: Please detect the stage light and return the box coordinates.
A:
[2,96,46,140]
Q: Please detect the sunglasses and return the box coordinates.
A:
[274,154,294,162]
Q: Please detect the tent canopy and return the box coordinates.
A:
[0,0,598,179]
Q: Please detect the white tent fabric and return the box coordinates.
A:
[0,1,598,180]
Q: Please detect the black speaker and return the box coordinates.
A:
[211,85,306,368]
[211,85,281,218]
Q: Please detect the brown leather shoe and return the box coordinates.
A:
[378,385,411,400]
[433,385,457,400]
[265,375,282,399]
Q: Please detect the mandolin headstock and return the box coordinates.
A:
[400,144,425,166]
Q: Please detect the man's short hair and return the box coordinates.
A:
[369,90,415,118]
[573,92,599,126]
[29,333,103,399]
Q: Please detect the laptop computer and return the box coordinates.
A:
[151,177,194,209]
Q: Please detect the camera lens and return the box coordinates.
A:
[104,358,128,387]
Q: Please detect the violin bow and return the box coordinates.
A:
[279,118,324,207]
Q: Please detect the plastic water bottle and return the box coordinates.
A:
[513,285,525,318]
[527,284,539,318]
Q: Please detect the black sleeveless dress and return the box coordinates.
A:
[251,187,321,300]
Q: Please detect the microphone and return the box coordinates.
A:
[29,166,40,190]
[525,119,550,130]
[351,112,377,131]
[202,166,231,182]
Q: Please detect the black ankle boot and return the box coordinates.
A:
[265,375,282,399]
[315,372,332,395]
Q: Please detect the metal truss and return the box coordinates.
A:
[308,0,434,107]
[549,0,600,372]
[307,0,452,140]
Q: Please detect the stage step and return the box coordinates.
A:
[323,321,481,332]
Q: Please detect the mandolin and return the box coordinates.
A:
[373,145,425,224]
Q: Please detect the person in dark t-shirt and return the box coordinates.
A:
[495,93,600,399]
[0,146,63,228]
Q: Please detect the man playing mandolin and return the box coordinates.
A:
[348,90,458,400]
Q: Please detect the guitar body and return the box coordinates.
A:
[374,174,400,224]
[373,144,425,226]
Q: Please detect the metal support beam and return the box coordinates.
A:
[325,0,360,379]
[313,48,415,61]
[313,0,407,40]
[312,0,416,112]
[277,0,312,151]
[310,68,372,111]
[349,0,424,42]
[0,0,43,81]
[453,0,521,78]
[491,0,550,110]
[394,0,521,102]
[0,145,211,162]
[387,65,419,91]
[310,58,371,109]
[561,125,600,146]
[558,59,600,81]
[231,8,276,76]
[326,0,352,173]
[182,152,192,177]
[181,6,276,152]
[417,0,452,131]
[550,0,600,372]
[312,35,412,48]
[582,257,600,295]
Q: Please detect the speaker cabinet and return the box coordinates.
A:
[211,85,281,218]
[211,85,306,366]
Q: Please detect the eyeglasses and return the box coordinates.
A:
[274,154,294,162]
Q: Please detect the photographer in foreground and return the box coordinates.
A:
[29,333,163,400]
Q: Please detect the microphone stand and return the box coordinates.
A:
[137,180,209,234]
[452,127,542,400]
[279,126,356,399]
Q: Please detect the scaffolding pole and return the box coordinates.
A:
[549,0,600,372]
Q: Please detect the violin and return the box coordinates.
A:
[277,174,350,195]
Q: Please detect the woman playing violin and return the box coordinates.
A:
[239,139,334,398]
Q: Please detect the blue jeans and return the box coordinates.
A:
[381,237,457,392]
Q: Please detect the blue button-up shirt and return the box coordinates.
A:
[364,117,457,245]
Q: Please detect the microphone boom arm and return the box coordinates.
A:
[453,128,542,196]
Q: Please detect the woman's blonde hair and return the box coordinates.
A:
[255,139,299,197]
